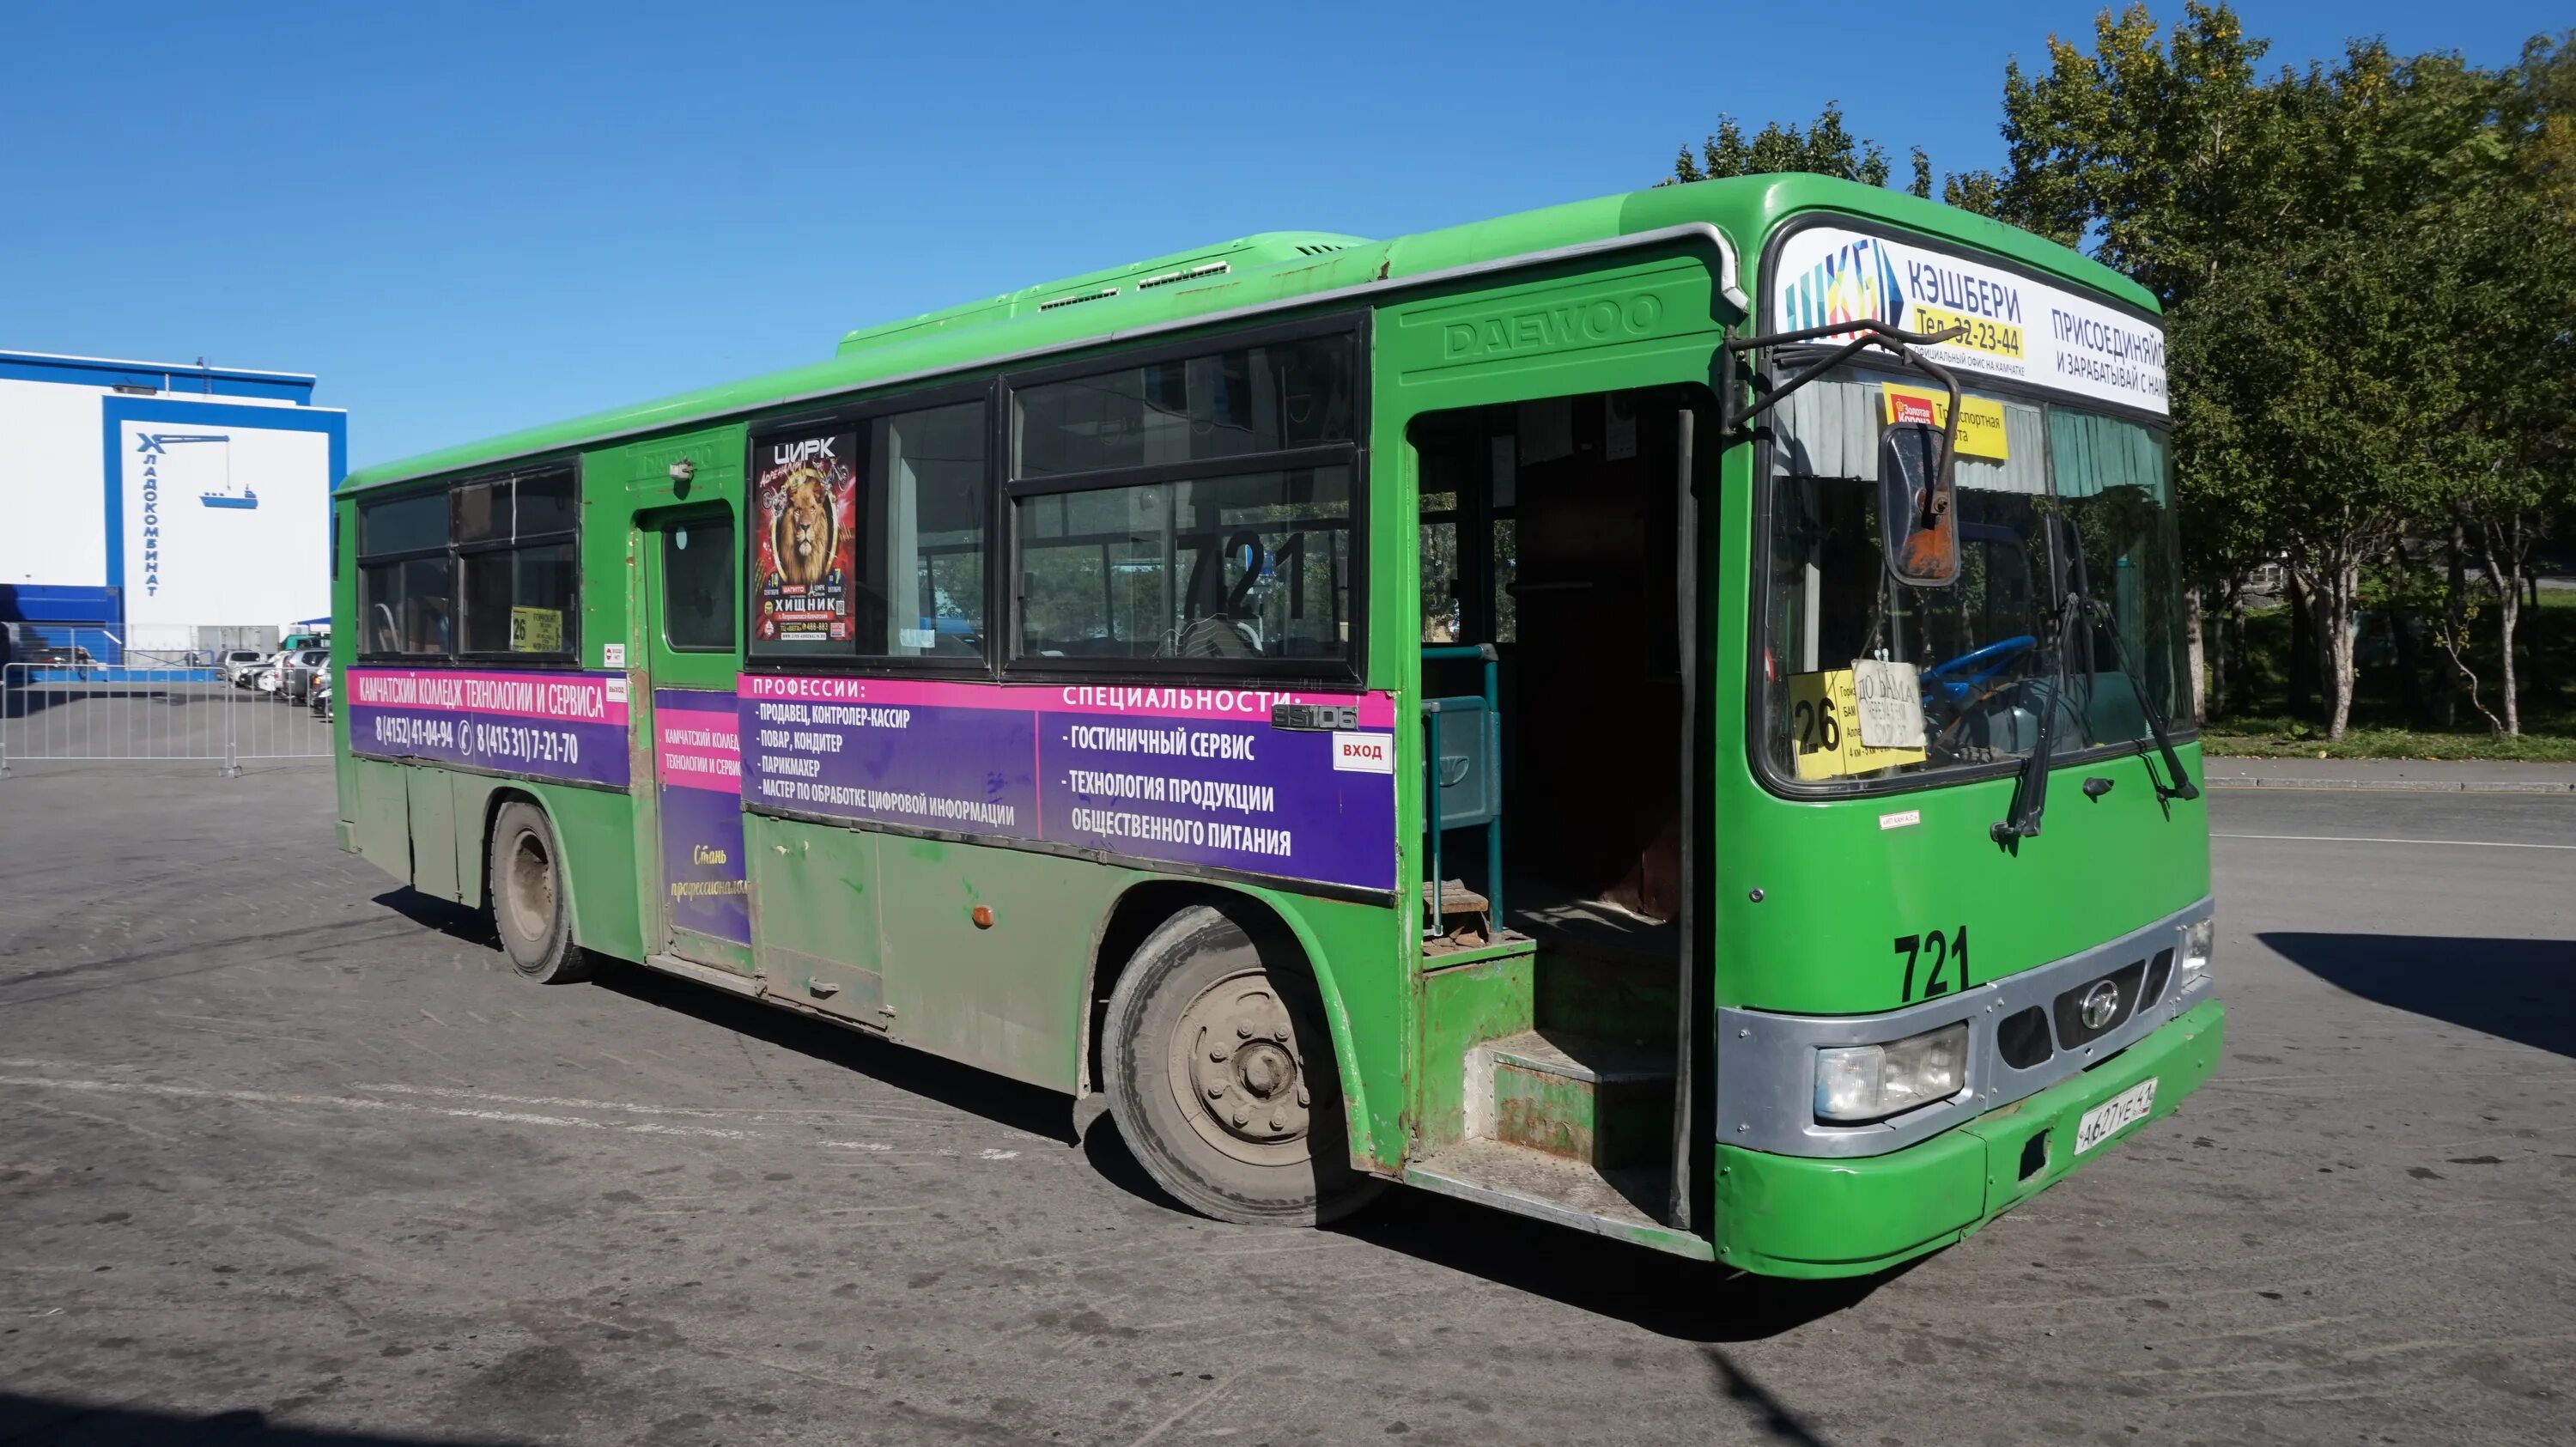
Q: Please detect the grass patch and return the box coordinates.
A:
[2206,584,2576,757]
[2201,717,2576,762]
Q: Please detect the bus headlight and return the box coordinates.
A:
[1814,1021,1970,1123]
[2182,917,2215,980]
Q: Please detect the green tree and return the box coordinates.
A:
[1951,3,2304,725]
[1962,5,2576,739]
[2517,31,2576,221]
[1668,103,1932,197]
[1668,8,2576,743]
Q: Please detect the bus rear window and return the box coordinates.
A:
[355,467,580,661]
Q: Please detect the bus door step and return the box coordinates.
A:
[1405,1138,1705,1261]
[1423,879,1492,942]
[1403,1029,1704,1259]
[1479,1030,1673,1169]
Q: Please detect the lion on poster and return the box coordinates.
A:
[753,431,858,643]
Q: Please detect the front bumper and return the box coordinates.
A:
[1712,997,2225,1278]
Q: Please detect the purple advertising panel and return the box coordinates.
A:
[654,689,750,946]
[346,667,630,788]
[739,677,1397,893]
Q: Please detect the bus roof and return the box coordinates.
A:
[343,174,2154,492]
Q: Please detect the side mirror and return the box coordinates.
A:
[1879,423,1959,587]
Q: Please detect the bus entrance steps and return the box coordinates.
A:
[1479,1030,1671,1167]
[1406,1028,1710,1260]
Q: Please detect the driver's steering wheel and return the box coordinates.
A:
[1919,635,2038,707]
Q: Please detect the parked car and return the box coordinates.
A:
[222,648,270,687]
[281,648,331,704]
[22,645,104,677]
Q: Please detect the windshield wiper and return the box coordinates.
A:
[1991,592,2078,843]
[2078,594,2199,802]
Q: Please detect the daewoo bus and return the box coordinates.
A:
[334,174,2220,1276]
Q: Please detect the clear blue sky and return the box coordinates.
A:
[0,1,2556,469]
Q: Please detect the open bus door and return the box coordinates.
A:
[1405,385,1720,1250]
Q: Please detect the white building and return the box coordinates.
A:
[0,350,346,659]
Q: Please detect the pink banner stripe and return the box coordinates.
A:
[346,668,629,726]
[656,706,741,794]
[738,674,1393,727]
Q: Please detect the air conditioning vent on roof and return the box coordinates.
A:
[1038,287,1120,312]
[1136,261,1231,289]
[1295,243,1347,256]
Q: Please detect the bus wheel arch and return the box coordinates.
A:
[1081,882,1383,1225]
[481,792,594,985]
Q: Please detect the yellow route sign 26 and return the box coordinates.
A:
[510,606,565,654]
[1788,667,1929,781]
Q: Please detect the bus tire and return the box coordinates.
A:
[1101,903,1383,1226]
[489,801,593,984]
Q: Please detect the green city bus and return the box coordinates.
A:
[333,173,2221,1278]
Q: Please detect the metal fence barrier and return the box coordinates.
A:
[1,662,333,776]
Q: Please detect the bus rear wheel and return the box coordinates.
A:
[489,801,593,984]
[1101,904,1384,1226]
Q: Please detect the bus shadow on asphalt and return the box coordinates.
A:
[368,883,1900,1341]
[0,1393,525,1447]
[370,885,1078,1145]
[1320,1181,1906,1341]
[2261,932,2576,1060]
[592,959,1081,1146]
[1074,1108,1896,1341]
[371,887,500,950]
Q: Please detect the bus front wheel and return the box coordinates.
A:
[1101,904,1383,1226]
[489,801,594,984]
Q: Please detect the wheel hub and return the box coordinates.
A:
[506,832,551,940]
[1173,976,1311,1158]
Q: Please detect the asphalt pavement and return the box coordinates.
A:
[1,764,2570,1445]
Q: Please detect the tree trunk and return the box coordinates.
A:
[2500,584,2522,736]
[2287,570,2317,721]
[2385,542,2421,727]
[2185,586,2208,725]
[2303,558,2362,743]
[2322,561,2360,742]
[2435,516,2468,729]
[2208,576,2238,719]
[2475,510,2528,738]
[2228,593,2248,721]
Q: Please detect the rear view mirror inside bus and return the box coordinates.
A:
[1879,423,1959,587]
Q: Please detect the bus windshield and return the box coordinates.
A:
[1759,368,2190,787]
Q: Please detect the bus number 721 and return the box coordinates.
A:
[1893,926,1971,1003]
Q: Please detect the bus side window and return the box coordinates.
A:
[663,517,736,652]
[355,489,453,658]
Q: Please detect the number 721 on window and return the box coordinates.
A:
[1893,927,1971,1003]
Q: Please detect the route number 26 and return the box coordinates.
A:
[1893,926,1971,1003]
[1792,698,1841,751]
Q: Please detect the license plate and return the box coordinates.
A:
[2074,1078,2158,1154]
